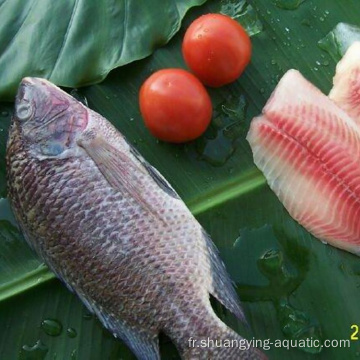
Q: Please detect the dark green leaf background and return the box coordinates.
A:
[0,0,206,100]
[1,0,360,359]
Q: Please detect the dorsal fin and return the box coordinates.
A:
[126,139,180,199]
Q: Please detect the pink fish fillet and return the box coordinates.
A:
[329,42,360,127]
[247,69,360,255]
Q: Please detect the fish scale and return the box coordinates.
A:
[6,77,265,360]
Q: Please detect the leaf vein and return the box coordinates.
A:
[0,1,36,59]
[49,0,80,80]
[117,0,128,61]
[0,0,10,12]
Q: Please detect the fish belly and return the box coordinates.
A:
[247,70,360,255]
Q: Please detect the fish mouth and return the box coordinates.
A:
[21,77,37,86]
[15,78,31,105]
[21,77,53,87]
[17,77,49,101]
[17,77,62,103]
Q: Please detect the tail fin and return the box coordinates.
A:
[167,304,267,360]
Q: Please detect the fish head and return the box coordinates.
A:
[14,77,88,158]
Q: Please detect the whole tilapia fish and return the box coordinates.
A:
[6,78,265,360]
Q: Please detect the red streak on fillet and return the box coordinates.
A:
[247,69,360,255]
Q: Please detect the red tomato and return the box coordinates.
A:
[139,69,212,143]
[182,13,252,87]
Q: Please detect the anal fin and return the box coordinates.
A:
[77,291,160,360]
[108,319,160,360]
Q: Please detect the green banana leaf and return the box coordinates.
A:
[0,0,206,100]
[1,0,360,359]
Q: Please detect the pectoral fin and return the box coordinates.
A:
[78,132,160,221]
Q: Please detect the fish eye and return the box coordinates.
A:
[16,102,33,121]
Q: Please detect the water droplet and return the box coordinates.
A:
[235,225,322,352]
[70,89,88,106]
[193,95,247,166]
[129,117,134,122]
[301,18,311,27]
[258,249,284,277]
[67,327,77,338]
[318,23,360,60]
[277,301,323,354]
[71,349,77,360]
[272,0,305,10]
[196,131,235,166]
[41,318,63,336]
[220,0,263,36]
[19,340,48,360]
[83,311,93,320]
[1,110,9,117]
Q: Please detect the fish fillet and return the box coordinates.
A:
[329,42,360,126]
[247,69,360,255]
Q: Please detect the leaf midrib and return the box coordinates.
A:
[0,265,55,302]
